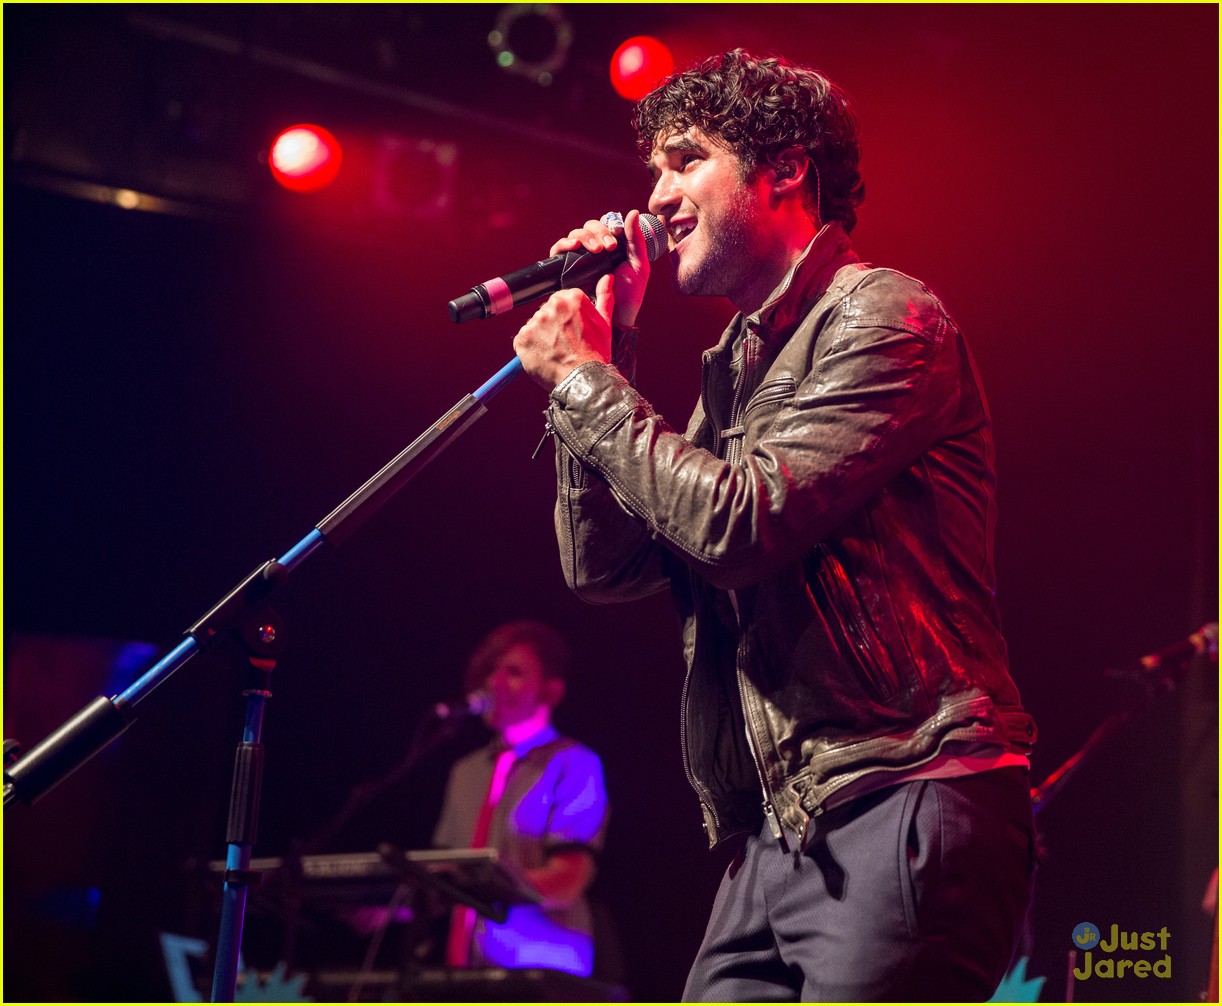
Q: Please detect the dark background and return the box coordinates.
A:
[4,5,1217,1002]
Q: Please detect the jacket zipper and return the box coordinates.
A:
[679,672,724,839]
[532,410,555,460]
[690,327,782,844]
[699,348,721,457]
[722,330,759,466]
[736,648,785,844]
[680,571,724,841]
[726,331,785,843]
[741,378,797,418]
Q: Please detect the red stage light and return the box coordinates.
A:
[609,36,675,100]
[269,124,343,193]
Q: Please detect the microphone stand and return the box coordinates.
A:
[295,708,469,859]
[272,709,468,979]
[1030,626,1217,814]
[2,355,524,1002]
[1027,629,1216,1001]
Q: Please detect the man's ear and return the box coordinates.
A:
[770,146,810,194]
[543,678,566,709]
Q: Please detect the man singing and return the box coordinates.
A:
[512,49,1037,1001]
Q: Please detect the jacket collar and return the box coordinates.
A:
[751,221,858,337]
[709,222,858,358]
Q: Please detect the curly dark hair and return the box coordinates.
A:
[635,49,865,232]
[464,620,571,694]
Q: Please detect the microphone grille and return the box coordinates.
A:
[638,213,667,263]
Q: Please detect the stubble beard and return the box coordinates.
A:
[673,184,762,299]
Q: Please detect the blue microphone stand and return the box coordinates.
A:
[3,355,524,1001]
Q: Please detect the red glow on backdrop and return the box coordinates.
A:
[610,36,675,100]
[269,124,343,193]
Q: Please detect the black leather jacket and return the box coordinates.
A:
[547,224,1035,849]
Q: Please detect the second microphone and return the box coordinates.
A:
[447,212,667,324]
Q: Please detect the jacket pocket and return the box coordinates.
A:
[742,378,797,419]
[806,544,900,701]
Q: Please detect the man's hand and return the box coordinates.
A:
[514,209,653,390]
[514,274,615,391]
[547,209,653,329]
[523,849,597,910]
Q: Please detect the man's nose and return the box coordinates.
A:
[648,173,681,218]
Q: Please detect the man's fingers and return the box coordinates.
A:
[623,209,650,268]
[548,236,581,256]
[594,273,615,324]
[550,220,620,257]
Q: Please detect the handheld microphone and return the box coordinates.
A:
[432,692,492,720]
[447,212,667,324]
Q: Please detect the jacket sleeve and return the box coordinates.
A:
[548,271,969,592]
[552,426,674,603]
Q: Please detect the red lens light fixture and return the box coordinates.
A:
[269,124,343,193]
[610,36,675,100]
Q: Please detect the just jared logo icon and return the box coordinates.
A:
[1072,922,1172,980]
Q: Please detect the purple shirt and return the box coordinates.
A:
[433,724,609,975]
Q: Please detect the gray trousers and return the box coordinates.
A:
[683,768,1035,1002]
